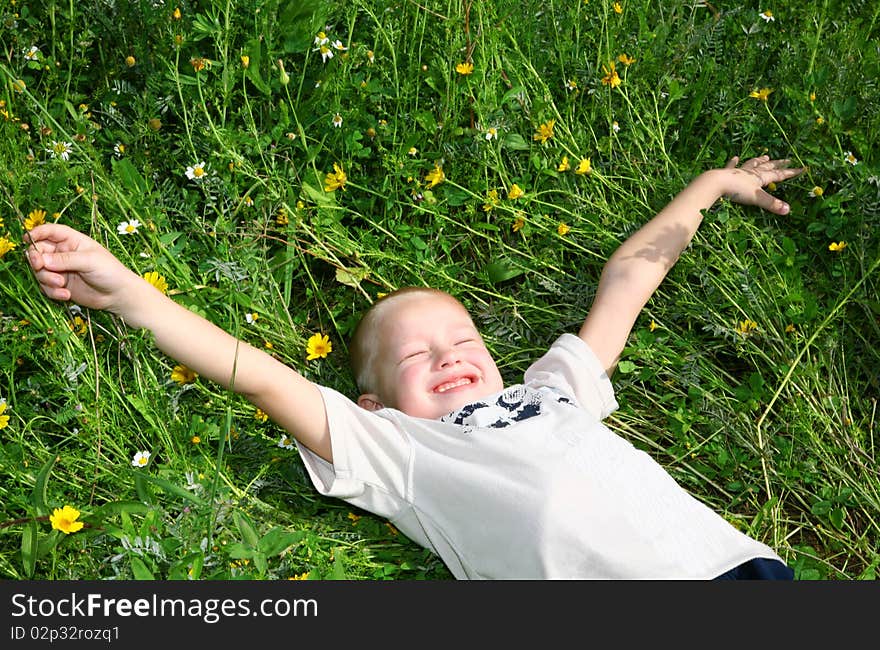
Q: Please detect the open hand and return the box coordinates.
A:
[721,155,804,215]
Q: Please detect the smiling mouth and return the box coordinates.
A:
[434,377,474,393]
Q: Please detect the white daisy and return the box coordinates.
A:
[131,450,150,467]
[317,45,334,63]
[759,10,774,22]
[484,127,498,141]
[844,151,858,165]
[47,141,73,161]
[185,161,208,181]
[332,113,343,128]
[23,45,41,61]
[278,435,296,450]
[117,219,141,235]
[245,312,258,324]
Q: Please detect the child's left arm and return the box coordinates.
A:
[579,155,804,376]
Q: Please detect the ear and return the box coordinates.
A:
[357,394,385,412]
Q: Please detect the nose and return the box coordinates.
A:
[435,346,461,369]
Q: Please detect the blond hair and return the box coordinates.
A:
[349,286,462,395]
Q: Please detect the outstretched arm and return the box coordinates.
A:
[26,223,332,462]
[579,155,804,376]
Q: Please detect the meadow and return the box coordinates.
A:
[0,0,877,580]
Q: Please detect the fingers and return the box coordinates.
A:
[724,156,739,169]
[753,188,790,215]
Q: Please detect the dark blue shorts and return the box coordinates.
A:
[714,557,794,580]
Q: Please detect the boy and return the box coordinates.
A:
[27,155,803,579]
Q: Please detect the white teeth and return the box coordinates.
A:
[435,377,472,393]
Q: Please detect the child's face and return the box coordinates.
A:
[367,293,504,419]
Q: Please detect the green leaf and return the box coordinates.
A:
[301,181,336,207]
[335,265,370,288]
[616,360,636,374]
[133,472,156,506]
[829,507,845,529]
[502,132,530,151]
[253,552,268,576]
[31,454,58,516]
[485,259,524,285]
[244,38,270,95]
[234,511,261,550]
[21,519,37,578]
[112,158,149,195]
[329,549,347,579]
[279,1,325,53]
[129,472,204,506]
[258,528,305,557]
[225,542,254,560]
[130,556,154,580]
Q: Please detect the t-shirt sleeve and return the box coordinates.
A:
[523,333,619,420]
[293,386,411,520]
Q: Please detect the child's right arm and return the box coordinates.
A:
[26,223,333,462]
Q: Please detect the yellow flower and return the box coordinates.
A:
[69,316,87,336]
[508,184,524,200]
[306,333,332,360]
[0,235,17,259]
[557,223,571,236]
[254,408,269,422]
[533,120,555,144]
[613,2,623,14]
[25,208,47,230]
[483,189,499,212]
[601,62,621,88]
[737,319,758,337]
[50,505,85,535]
[324,163,347,192]
[828,241,847,252]
[649,319,658,332]
[557,156,570,172]
[0,400,9,430]
[575,157,592,175]
[617,53,636,66]
[240,54,250,68]
[749,87,773,102]
[809,186,823,198]
[809,91,816,102]
[425,164,445,188]
[172,7,182,20]
[143,271,168,294]
[784,324,796,334]
[276,208,289,225]
[171,364,198,385]
[512,216,526,232]
[190,57,207,72]
[125,55,136,67]
[455,62,474,75]
[289,572,310,580]
[190,435,201,444]
[348,512,361,524]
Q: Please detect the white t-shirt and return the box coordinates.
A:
[295,333,783,579]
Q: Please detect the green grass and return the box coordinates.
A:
[0,0,877,580]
